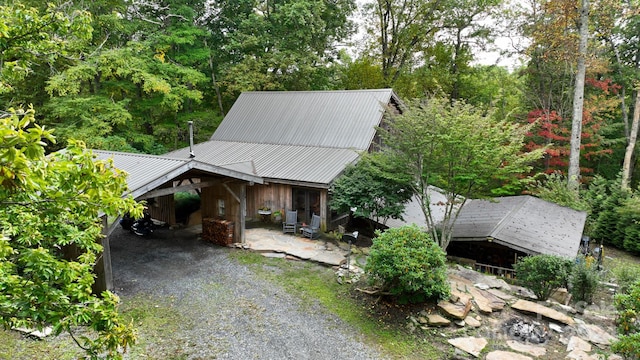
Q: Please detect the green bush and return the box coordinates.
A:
[611,262,640,295]
[514,254,573,301]
[365,225,450,303]
[569,261,600,303]
[612,280,640,359]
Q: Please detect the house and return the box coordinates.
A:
[166,89,402,230]
[448,195,587,273]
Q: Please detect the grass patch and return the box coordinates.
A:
[0,328,83,360]
[230,250,444,359]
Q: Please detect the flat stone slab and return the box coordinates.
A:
[567,336,591,352]
[427,314,451,326]
[486,350,533,360]
[566,349,598,360]
[507,340,546,357]
[244,228,346,266]
[448,336,487,358]
[450,265,511,290]
[464,315,481,328]
[575,321,617,347]
[438,299,471,320]
[511,299,575,325]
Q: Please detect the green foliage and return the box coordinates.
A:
[0,107,143,359]
[568,261,600,303]
[612,280,640,359]
[379,97,544,250]
[527,172,590,212]
[611,261,640,295]
[514,254,573,301]
[330,153,413,226]
[365,225,450,303]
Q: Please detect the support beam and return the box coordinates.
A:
[138,180,220,200]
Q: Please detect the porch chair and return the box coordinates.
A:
[282,210,298,234]
[302,213,321,239]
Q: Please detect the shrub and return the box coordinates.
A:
[612,280,640,359]
[611,262,640,295]
[514,254,573,301]
[365,225,450,303]
[569,261,600,303]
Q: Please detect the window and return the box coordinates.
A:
[217,199,225,217]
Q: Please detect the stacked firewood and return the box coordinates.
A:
[202,218,234,246]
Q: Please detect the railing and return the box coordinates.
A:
[474,262,515,278]
[329,213,349,230]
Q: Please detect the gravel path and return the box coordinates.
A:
[110,226,386,360]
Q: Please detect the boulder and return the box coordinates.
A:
[447,336,487,358]
[550,287,571,305]
[468,286,506,313]
[511,299,575,325]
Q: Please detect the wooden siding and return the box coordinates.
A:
[201,181,244,243]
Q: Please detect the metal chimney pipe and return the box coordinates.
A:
[188,121,195,158]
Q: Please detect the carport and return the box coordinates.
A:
[93,150,263,292]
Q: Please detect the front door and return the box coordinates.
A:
[293,188,320,224]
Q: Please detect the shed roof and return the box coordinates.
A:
[93,150,263,199]
[451,195,587,258]
[167,89,400,186]
[211,89,399,150]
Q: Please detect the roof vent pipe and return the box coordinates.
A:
[188,121,195,158]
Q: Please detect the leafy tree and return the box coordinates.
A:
[527,172,589,212]
[514,254,573,301]
[378,97,543,250]
[365,225,450,303]
[330,154,413,229]
[0,107,143,358]
[0,2,92,98]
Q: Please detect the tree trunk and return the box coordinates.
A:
[567,0,589,190]
[622,90,640,189]
[203,38,225,116]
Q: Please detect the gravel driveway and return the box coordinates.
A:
[110,226,386,360]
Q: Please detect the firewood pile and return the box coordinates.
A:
[202,218,234,246]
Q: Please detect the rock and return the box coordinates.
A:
[488,288,514,301]
[450,266,511,290]
[486,350,533,360]
[550,288,572,305]
[551,302,577,314]
[510,285,537,300]
[468,286,494,314]
[474,283,491,290]
[438,291,472,320]
[455,320,465,327]
[447,337,487,358]
[565,349,598,360]
[469,286,506,312]
[464,315,481,328]
[13,326,52,339]
[417,316,428,324]
[567,336,591,352]
[511,299,575,325]
[506,340,547,357]
[575,321,617,347]
[548,323,564,333]
[427,314,451,326]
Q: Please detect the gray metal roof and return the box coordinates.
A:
[211,89,398,150]
[93,150,263,199]
[164,89,400,186]
[451,195,587,258]
[166,140,360,187]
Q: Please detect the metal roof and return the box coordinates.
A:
[451,195,587,258]
[211,89,398,150]
[166,140,360,187]
[384,187,451,229]
[93,150,263,199]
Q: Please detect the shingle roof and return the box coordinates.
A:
[166,89,400,186]
[451,196,587,258]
